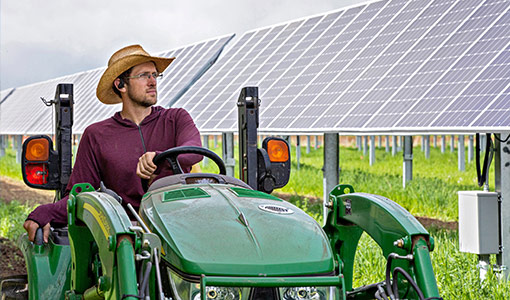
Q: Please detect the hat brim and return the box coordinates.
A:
[96,55,175,104]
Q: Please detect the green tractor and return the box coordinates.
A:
[1,85,441,300]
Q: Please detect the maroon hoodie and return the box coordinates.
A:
[27,106,202,227]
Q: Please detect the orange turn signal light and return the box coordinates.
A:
[267,139,289,162]
[26,138,49,161]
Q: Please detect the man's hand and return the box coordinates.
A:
[136,151,157,180]
[23,220,50,243]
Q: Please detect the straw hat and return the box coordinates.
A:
[96,45,175,104]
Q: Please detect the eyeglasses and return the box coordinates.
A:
[126,72,163,81]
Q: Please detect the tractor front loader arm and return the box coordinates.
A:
[66,183,139,300]
[323,184,440,300]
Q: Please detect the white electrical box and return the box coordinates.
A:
[458,191,499,254]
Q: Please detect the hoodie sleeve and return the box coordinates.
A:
[26,127,102,227]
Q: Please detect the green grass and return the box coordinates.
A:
[0,201,34,241]
[0,149,22,180]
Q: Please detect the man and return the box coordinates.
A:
[24,45,202,242]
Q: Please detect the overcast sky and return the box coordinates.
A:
[0,0,367,91]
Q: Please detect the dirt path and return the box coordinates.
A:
[0,176,55,278]
[1,176,55,205]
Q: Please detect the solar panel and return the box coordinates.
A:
[0,34,235,135]
[173,0,509,134]
[2,0,509,135]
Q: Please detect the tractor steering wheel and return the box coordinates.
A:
[142,146,227,192]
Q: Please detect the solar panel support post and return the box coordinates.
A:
[0,135,5,157]
[421,136,425,152]
[392,136,397,156]
[495,133,510,277]
[441,135,446,153]
[357,136,362,152]
[385,136,389,153]
[450,135,455,153]
[222,132,235,177]
[306,136,311,154]
[481,134,486,152]
[15,135,22,164]
[73,134,82,157]
[378,136,382,148]
[403,136,413,188]
[323,132,339,225]
[400,136,404,152]
[468,135,474,164]
[296,135,301,170]
[214,135,218,148]
[369,136,375,166]
[424,135,430,160]
[433,135,437,148]
[458,135,465,171]
[363,136,368,156]
[315,136,319,149]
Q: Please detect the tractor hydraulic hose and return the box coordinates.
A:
[392,267,424,300]
[385,253,413,300]
[139,261,152,298]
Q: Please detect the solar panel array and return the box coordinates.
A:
[174,0,510,134]
[0,34,235,135]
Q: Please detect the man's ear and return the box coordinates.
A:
[114,78,126,91]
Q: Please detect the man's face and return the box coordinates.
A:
[126,61,158,107]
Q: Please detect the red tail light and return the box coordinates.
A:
[25,163,49,185]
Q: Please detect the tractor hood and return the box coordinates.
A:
[140,183,334,277]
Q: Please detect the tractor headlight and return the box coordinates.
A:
[167,267,335,300]
[167,268,246,300]
[280,287,328,300]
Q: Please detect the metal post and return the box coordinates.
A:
[222,132,235,177]
[363,136,368,156]
[441,135,446,153]
[369,136,375,166]
[315,136,319,149]
[481,134,487,152]
[392,136,397,156]
[323,133,339,225]
[15,135,23,164]
[74,134,82,156]
[424,135,430,159]
[378,136,382,148]
[306,136,311,154]
[0,135,5,157]
[296,135,301,170]
[357,136,362,151]
[403,136,413,188]
[434,135,437,148]
[450,135,455,153]
[468,135,474,164]
[400,136,404,152]
[385,135,390,153]
[496,134,510,278]
[214,135,218,148]
[202,135,209,167]
[458,135,465,171]
[421,136,425,152]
